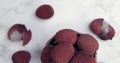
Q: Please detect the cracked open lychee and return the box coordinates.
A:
[55,29,77,44]
[51,43,75,63]
[71,51,96,63]
[8,24,32,46]
[12,50,31,63]
[36,4,54,19]
[77,34,99,55]
[90,18,115,40]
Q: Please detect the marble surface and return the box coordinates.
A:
[0,0,120,63]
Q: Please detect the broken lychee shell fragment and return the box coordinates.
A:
[8,24,32,46]
[12,50,31,63]
[23,30,32,46]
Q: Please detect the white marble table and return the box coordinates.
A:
[0,0,120,63]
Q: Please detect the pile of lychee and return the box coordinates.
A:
[41,29,99,63]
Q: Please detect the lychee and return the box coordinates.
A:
[71,51,96,63]
[77,34,99,55]
[36,4,54,19]
[55,29,77,44]
[90,18,115,40]
[12,50,31,63]
[41,45,53,63]
[8,24,32,46]
[51,43,75,63]
[8,24,27,40]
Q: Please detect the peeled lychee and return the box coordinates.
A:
[71,51,96,63]
[55,29,77,44]
[77,34,99,55]
[41,45,53,63]
[90,18,115,40]
[51,43,75,63]
[12,50,31,63]
[8,24,32,46]
[36,4,54,19]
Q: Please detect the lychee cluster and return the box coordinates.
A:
[41,29,99,63]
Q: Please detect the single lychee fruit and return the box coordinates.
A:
[55,29,77,44]
[51,43,75,63]
[77,34,99,55]
[8,24,32,46]
[71,51,96,63]
[41,45,53,63]
[90,18,115,40]
[8,24,27,40]
[12,50,31,63]
[36,4,54,19]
